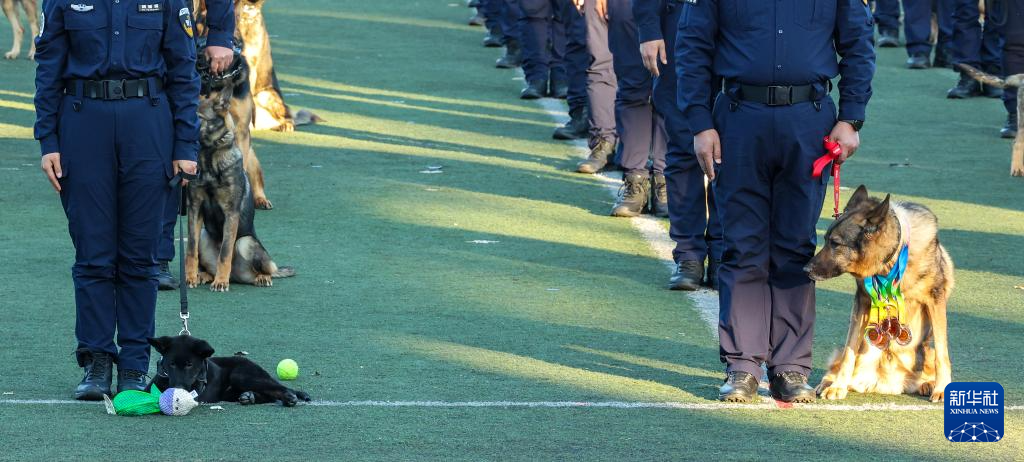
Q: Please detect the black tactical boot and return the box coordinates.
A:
[75,349,113,401]
[905,52,930,69]
[947,73,982,99]
[650,173,668,217]
[704,259,720,290]
[157,261,177,291]
[468,9,485,26]
[520,80,547,100]
[553,106,589,140]
[769,371,816,403]
[720,371,759,402]
[116,369,149,394]
[932,47,952,68]
[495,40,522,69]
[549,78,569,99]
[576,138,615,173]
[482,27,503,47]
[876,29,899,48]
[669,259,703,291]
[611,172,650,217]
[1002,112,1018,139]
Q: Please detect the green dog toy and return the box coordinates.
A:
[103,385,199,416]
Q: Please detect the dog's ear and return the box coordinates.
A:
[148,336,172,354]
[863,194,891,233]
[192,339,216,359]
[845,185,870,211]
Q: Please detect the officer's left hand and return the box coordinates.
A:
[205,46,234,75]
[640,40,667,77]
[174,160,198,185]
[828,122,860,164]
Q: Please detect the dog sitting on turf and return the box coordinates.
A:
[185,58,295,292]
[804,186,955,403]
[148,335,311,406]
[959,64,1024,177]
[2,0,37,60]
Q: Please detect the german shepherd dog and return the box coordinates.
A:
[804,186,955,402]
[185,60,295,291]
[193,0,274,209]
[235,0,320,131]
[959,64,1024,177]
[2,0,37,60]
[148,335,311,406]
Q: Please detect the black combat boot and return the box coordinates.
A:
[482,27,503,48]
[157,261,177,291]
[553,106,589,140]
[947,73,982,99]
[611,172,650,217]
[905,52,930,69]
[116,369,149,394]
[1002,112,1018,139]
[876,29,899,48]
[769,371,816,403]
[468,9,485,26]
[650,173,668,218]
[495,40,522,69]
[520,80,547,100]
[704,258,720,290]
[576,138,614,173]
[75,349,113,401]
[669,259,703,291]
[932,47,952,68]
[720,371,759,402]
[549,78,569,99]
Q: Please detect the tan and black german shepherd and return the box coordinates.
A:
[804,186,955,402]
[193,0,274,209]
[2,0,37,60]
[959,64,1024,177]
[186,58,295,292]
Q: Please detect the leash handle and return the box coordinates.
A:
[169,172,197,335]
[814,137,844,218]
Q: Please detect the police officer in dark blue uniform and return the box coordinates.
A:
[947,0,1004,99]
[35,0,201,400]
[678,0,875,403]
[518,0,568,99]
[873,0,938,68]
[551,0,590,139]
[157,0,235,290]
[634,0,723,291]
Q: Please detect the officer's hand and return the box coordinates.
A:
[573,0,583,13]
[828,122,860,164]
[173,160,199,185]
[595,0,608,20]
[640,40,667,77]
[694,129,722,180]
[41,152,62,193]
[205,46,233,75]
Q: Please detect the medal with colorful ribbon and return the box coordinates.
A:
[863,244,912,349]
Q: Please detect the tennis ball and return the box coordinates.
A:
[277,359,299,381]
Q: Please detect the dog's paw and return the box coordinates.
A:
[254,196,273,210]
[254,274,273,287]
[4,51,17,60]
[198,272,214,284]
[814,379,833,395]
[272,121,295,133]
[238,391,256,405]
[1012,165,1024,177]
[819,385,849,400]
[918,382,935,397]
[210,279,230,292]
[281,391,298,407]
[930,390,945,403]
[26,51,34,61]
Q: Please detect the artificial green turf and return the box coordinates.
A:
[0,0,1022,460]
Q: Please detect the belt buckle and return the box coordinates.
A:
[106,79,127,100]
[766,85,792,106]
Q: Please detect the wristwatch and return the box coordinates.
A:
[841,119,864,131]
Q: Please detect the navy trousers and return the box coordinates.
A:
[656,2,722,263]
[560,0,588,111]
[584,0,617,144]
[481,0,504,37]
[874,0,936,56]
[952,0,1004,70]
[936,0,956,57]
[501,0,522,46]
[607,0,665,175]
[712,90,834,378]
[59,90,172,372]
[519,0,566,84]
[1003,0,1023,115]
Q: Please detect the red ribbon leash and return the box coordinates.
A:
[813,137,843,218]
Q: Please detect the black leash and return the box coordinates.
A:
[169,172,198,336]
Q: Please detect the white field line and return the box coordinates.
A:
[4,398,1022,411]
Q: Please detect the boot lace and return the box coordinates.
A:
[86,354,112,380]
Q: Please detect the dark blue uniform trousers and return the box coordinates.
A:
[952,0,1004,71]
[607,0,665,174]
[874,0,935,56]
[560,0,588,112]
[59,91,172,372]
[501,0,523,46]
[1004,0,1023,115]
[481,0,503,35]
[519,0,567,85]
[585,0,617,144]
[656,3,721,263]
[712,92,834,378]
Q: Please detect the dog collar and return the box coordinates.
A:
[881,206,909,270]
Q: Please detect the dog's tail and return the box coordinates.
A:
[272,266,297,278]
[958,64,1024,89]
[293,109,324,126]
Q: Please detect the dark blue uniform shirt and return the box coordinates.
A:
[204,0,235,49]
[34,0,201,161]
[676,0,876,134]
[633,0,667,43]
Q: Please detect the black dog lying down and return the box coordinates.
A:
[147,335,311,407]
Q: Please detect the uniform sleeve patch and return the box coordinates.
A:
[138,3,163,13]
[179,7,194,38]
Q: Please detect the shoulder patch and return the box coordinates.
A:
[179,7,194,38]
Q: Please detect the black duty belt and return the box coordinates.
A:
[734,83,822,106]
[65,78,162,100]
